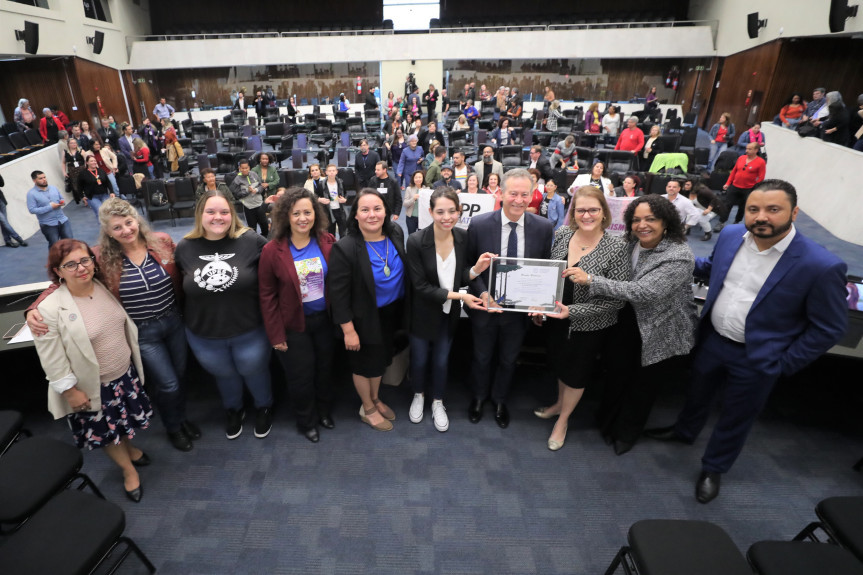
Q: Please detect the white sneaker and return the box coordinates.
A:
[431,400,449,432]
[409,393,424,423]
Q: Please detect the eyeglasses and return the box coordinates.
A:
[59,257,95,272]
[575,208,602,216]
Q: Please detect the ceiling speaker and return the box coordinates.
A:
[14,21,39,55]
[829,0,859,33]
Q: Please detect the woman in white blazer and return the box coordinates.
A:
[33,239,152,502]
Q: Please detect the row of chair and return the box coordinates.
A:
[606,497,863,575]
[0,411,155,573]
[0,129,45,164]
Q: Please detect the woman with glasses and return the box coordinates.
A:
[530,186,628,452]
[568,195,698,455]
[31,239,153,502]
[27,199,202,453]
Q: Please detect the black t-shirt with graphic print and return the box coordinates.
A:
[175,229,267,339]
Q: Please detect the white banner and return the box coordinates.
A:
[605,196,637,236]
[418,190,497,230]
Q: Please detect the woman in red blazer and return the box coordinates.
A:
[259,187,337,443]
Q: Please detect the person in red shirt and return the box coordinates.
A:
[526,168,545,214]
[614,117,645,153]
[718,142,766,229]
[38,108,65,143]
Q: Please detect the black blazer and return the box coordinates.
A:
[641,136,665,170]
[406,226,471,340]
[466,210,554,298]
[530,156,554,183]
[329,226,408,345]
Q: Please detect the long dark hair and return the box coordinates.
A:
[270,187,329,242]
[346,189,395,237]
[623,195,686,244]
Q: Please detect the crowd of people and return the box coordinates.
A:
[2,80,852,507]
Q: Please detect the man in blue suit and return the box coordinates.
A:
[646,179,848,503]
[466,168,554,428]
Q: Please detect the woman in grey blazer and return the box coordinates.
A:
[569,195,698,455]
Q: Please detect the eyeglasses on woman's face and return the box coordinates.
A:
[575,208,602,217]
[59,257,95,272]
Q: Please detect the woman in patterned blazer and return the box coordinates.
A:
[569,195,698,455]
[531,186,629,452]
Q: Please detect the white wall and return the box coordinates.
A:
[689,0,863,56]
[0,144,70,240]
[0,0,151,69]
[127,26,716,70]
[380,60,443,104]
[762,124,863,246]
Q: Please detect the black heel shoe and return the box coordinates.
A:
[125,482,143,503]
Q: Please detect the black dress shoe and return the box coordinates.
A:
[696,471,721,504]
[601,432,614,446]
[644,425,692,444]
[168,430,193,452]
[17,240,28,247]
[319,415,335,430]
[131,452,151,467]
[468,399,484,424]
[125,483,143,503]
[613,440,634,455]
[302,427,320,443]
[181,420,202,440]
[494,403,510,429]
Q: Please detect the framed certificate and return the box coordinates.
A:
[487,256,567,313]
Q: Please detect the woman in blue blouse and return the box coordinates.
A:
[329,189,407,432]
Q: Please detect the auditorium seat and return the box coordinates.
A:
[793,496,863,563]
[0,410,30,457]
[748,541,863,575]
[605,519,751,575]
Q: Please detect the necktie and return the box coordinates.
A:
[507,221,518,264]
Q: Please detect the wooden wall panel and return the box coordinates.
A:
[766,38,863,126]
[676,57,719,127]
[72,58,131,126]
[0,58,79,126]
[706,40,782,131]
[123,70,161,127]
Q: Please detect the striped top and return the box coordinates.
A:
[118,253,177,322]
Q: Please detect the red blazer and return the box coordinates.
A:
[259,233,336,345]
[38,116,65,142]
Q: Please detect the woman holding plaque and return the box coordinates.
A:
[406,187,490,431]
[531,186,629,451]
[569,194,698,455]
[329,189,407,432]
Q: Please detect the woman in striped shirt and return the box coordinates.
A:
[27,198,201,452]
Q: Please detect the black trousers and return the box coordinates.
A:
[469,310,528,405]
[721,185,753,224]
[276,312,335,431]
[426,105,436,122]
[243,204,269,237]
[328,209,347,239]
[596,304,691,444]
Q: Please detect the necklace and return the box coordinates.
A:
[575,231,601,251]
[367,239,391,277]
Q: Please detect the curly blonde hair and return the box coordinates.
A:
[97,198,173,293]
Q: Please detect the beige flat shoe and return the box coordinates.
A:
[360,406,393,432]
[534,406,560,420]
[548,426,568,451]
[373,398,396,421]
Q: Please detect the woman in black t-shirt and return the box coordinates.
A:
[174,190,273,441]
[78,155,114,219]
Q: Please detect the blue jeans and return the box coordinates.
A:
[0,201,24,245]
[87,193,111,218]
[106,172,120,194]
[409,313,454,400]
[185,325,273,411]
[136,309,187,432]
[39,219,74,247]
[707,142,727,171]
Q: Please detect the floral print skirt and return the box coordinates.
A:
[67,364,153,450]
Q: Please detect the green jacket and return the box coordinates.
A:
[252,163,280,194]
[426,160,442,185]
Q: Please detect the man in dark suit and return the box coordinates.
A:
[466,168,554,428]
[354,139,380,191]
[367,161,402,221]
[646,179,848,503]
[253,91,269,126]
[526,145,553,183]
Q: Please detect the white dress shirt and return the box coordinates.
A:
[500,212,526,259]
[664,193,702,227]
[710,226,797,342]
[436,248,456,314]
